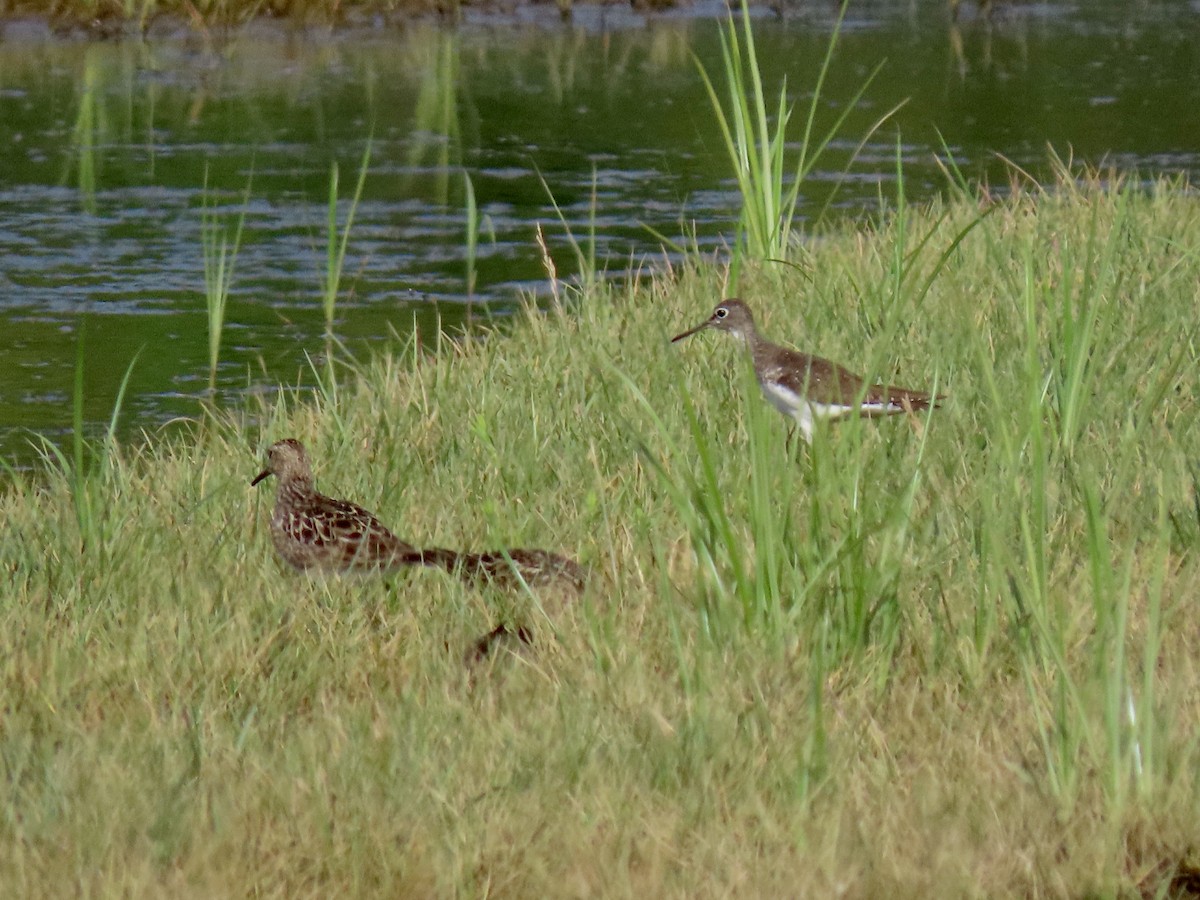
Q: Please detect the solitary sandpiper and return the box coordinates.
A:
[671,298,943,443]
[251,438,587,592]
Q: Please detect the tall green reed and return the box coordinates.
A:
[536,168,600,309]
[407,34,461,205]
[31,322,140,552]
[322,142,372,341]
[66,46,102,215]
[464,171,478,300]
[201,168,251,390]
[312,142,371,415]
[697,0,896,279]
[1048,178,1128,455]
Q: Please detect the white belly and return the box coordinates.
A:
[759,380,865,443]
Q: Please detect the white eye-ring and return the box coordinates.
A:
[715,307,728,318]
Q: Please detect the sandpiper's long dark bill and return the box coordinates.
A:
[672,298,943,443]
[251,439,586,591]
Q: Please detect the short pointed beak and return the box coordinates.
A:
[250,469,272,487]
[671,319,711,343]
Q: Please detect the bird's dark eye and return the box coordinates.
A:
[715,307,728,318]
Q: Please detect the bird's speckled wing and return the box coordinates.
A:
[757,345,865,407]
[417,546,588,593]
[761,344,938,413]
[467,548,588,591]
[275,496,416,570]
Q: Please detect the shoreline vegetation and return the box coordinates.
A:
[5,1,1200,892]
[2,0,695,36]
[0,0,1003,36]
[4,169,1200,894]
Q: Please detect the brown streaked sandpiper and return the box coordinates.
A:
[251,439,586,593]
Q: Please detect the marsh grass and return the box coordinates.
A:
[322,142,372,341]
[65,46,101,214]
[537,166,601,307]
[463,170,478,300]
[698,0,898,281]
[3,173,1200,896]
[407,34,461,204]
[201,168,251,390]
[27,322,142,552]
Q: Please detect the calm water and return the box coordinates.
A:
[1,1,1199,467]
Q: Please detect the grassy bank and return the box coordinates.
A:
[3,171,1200,896]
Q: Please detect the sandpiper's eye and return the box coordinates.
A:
[715,307,728,318]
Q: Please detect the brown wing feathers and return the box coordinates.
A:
[764,344,939,411]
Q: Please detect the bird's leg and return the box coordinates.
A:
[464,623,534,667]
[899,395,928,439]
[785,425,812,465]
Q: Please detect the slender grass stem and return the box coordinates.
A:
[201,167,251,391]
[464,170,478,301]
[323,141,373,340]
